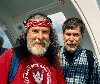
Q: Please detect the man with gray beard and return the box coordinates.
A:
[0,13,65,84]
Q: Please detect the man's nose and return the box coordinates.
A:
[37,32,43,39]
[69,36,75,42]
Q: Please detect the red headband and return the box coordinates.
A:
[24,20,52,28]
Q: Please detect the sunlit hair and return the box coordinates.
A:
[14,13,61,68]
[62,18,85,35]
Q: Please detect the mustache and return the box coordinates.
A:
[65,42,77,45]
[31,39,49,45]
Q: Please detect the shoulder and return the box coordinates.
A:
[80,47,93,55]
[0,48,14,70]
[85,49,99,65]
[83,49,94,59]
[3,48,14,55]
[84,49,96,58]
[85,49,93,55]
[0,48,14,80]
[0,48,14,61]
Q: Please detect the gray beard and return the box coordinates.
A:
[27,40,50,57]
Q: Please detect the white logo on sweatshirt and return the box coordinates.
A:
[23,63,51,84]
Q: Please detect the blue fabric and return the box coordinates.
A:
[8,50,20,82]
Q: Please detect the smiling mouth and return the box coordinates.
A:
[34,43,45,46]
[68,44,76,47]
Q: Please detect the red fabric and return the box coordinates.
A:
[25,20,52,28]
[0,49,66,84]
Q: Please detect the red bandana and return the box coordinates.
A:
[25,20,52,28]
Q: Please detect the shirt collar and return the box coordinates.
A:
[63,46,83,60]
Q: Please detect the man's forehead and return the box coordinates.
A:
[64,27,81,33]
[66,26,80,30]
[30,26,50,30]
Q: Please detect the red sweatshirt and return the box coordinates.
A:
[0,49,66,84]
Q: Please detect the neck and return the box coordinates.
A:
[63,48,76,60]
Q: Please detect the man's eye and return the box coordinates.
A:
[74,34,79,37]
[32,30,38,33]
[43,30,49,34]
[66,33,71,36]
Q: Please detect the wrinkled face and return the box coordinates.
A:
[27,18,50,56]
[62,27,82,53]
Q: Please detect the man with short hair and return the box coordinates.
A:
[60,17,99,84]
